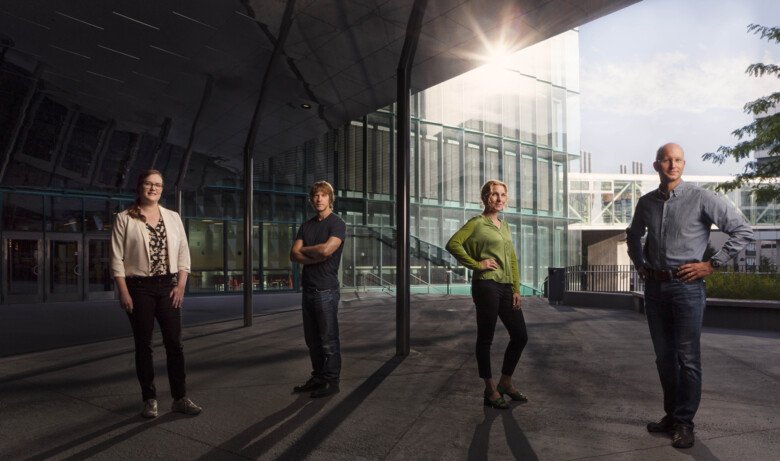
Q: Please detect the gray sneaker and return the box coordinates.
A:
[142,399,158,418]
[171,397,202,415]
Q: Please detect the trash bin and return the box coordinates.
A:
[547,267,565,303]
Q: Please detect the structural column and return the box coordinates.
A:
[240,0,297,326]
[395,0,427,356]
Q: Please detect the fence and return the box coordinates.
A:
[563,264,780,293]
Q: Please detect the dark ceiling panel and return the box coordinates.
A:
[0,0,641,168]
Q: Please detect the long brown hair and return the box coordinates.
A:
[127,169,163,222]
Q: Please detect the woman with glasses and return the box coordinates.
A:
[446,179,528,409]
[110,170,202,418]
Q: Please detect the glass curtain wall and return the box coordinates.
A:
[0,30,580,303]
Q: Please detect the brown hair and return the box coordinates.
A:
[127,169,163,222]
[480,179,508,206]
[309,180,335,209]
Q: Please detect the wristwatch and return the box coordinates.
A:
[709,259,722,268]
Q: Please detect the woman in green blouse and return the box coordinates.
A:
[446,179,529,409]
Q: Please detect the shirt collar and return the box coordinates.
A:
[656,179,687,198]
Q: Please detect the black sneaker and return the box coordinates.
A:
[293,377,324,393]
[671,425,695,448]
[310,381,339,398]
[646,416,675,433]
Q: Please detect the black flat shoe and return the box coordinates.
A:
[496,384,528,402]
[311,381,339,398]
[483,391,509,409]
[293,377,324,393]
[671,425,694,448]
[646,416,675,434]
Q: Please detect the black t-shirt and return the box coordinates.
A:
[295,212,346,289]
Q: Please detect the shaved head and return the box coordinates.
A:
[656,143,685,161]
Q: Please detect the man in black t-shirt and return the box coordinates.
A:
[289,180,346,398]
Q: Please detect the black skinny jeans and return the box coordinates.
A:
[472,279,528,379]
[126,274,186,401]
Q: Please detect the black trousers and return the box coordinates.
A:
[126,275,186,401]
[472,279,528,379]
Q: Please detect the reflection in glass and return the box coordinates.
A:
[3,194,44,231]
[88,239,113,293]
[47,196,83,232]
[6,239,40,295]
[50,240,79,294]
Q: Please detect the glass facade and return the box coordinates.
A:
[0,30,581,304]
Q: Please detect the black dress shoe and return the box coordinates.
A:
[646,416,675,433]
[310,381,339,398]
[293,377,324,393]
[671,425,695,448]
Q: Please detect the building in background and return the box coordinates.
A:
[0,30,581,304]
[569,172,780,269]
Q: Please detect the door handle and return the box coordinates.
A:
[32,265,39,276]
[74,264,80,276]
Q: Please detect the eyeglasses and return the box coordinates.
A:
[143,182,163,189]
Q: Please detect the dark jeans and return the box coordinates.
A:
[644,279,706,428]
[472,279,528,379]
[126,275,186,401]
[301,288,341,382]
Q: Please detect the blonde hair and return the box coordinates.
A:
[480,179,508,206]
[309,180,335,209]
[128,169,163,222]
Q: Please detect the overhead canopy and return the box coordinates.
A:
[0,0,639,172]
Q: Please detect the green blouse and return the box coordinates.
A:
[445,215,520,293]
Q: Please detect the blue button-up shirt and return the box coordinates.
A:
[626,180,754,270]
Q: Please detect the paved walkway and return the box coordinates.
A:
[0,294,778,460]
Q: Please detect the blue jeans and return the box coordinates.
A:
[301,288,341,382]
[644,279,705,428]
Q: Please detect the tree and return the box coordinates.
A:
[703,24,780,202]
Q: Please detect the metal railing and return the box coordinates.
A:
[563,264,780,293]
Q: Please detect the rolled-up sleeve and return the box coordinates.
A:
[176,213,191,273]
[446,219,480,271]
[110,213,126,278]
[704,192,754,265]
[626,198,648,269]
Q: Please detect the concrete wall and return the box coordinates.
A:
[587,233,630,265]
[560,291,780,332]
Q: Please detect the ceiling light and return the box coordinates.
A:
[149,45,189,60]
[86,70,124,84]
[112,11,159,30]
[234,11,258,23]
[55,11,104,30]
[132,71,169,85]
[172,11,217,30]
[98,44,140,60]
[0,10,50,29]
[50,44,91,60]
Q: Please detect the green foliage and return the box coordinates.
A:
[706,272,780,300]
[703,24,780,202]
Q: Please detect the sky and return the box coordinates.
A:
[579,0,780,176]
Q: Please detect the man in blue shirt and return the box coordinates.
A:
[289,180,346,398]
[627,143,753,448]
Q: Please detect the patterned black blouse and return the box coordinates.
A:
[146,218,170,276]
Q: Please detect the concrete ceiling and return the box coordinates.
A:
[0,0,640,169]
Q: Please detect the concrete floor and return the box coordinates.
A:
[0,293,778,460]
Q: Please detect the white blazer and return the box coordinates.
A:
[110,205,191,278]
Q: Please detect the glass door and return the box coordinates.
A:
[2,233,44,304]
[46,233,82,302]
[85,235,115,300]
